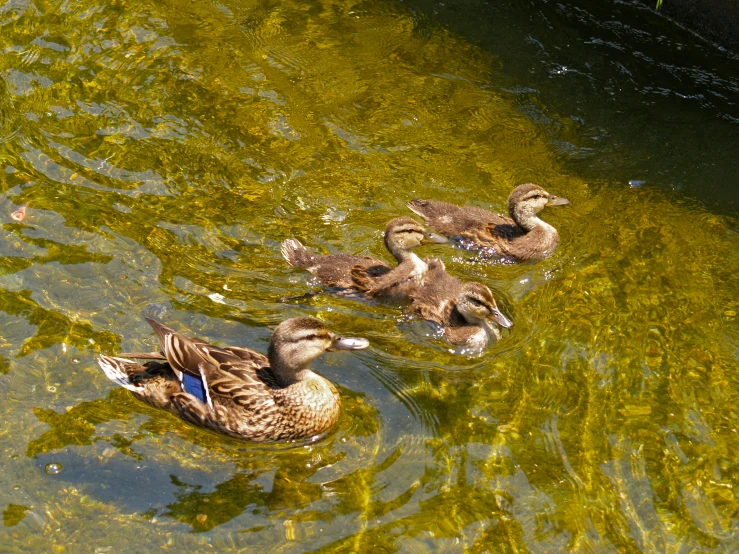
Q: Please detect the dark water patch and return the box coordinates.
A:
[403,0,739,215]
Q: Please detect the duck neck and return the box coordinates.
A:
[397,251,429,280]
[268,354,315,387]
[385,235,409,263]
[510,203,543,232]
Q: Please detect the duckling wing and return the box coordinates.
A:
[409,199,520,251]
[406,268,462,324]
[282,238,391,291]
[408,200,507,234]
[361,257,429,303]
[350,260,400,295]
[308,254,391,291]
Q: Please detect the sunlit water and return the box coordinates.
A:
[0,0,737,551]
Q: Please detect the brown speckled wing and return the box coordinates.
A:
[409,199,526,255]
[145,318,206,378]
[222,346,268,368]
[145,318,250,380]
[411,301,446,326]
[406,266,461,325]
[171,392,211,426]
[350,261,400,295]
[204,364,270,408]
[363,260,424,304]
[309,254,390,290]
[409,200,510,235]
[194,361,287,441]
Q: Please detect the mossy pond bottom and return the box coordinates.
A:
[0,0,738,551]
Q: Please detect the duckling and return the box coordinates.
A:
[408,268,512,351]
[281,217,447,305]
[97,317,369,442]
[408,183,569,261]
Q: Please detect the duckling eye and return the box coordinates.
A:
[303,334,320,341]
[469,298,486,307]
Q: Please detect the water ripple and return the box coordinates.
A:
[0,0,736,551]
[0,75,20,144]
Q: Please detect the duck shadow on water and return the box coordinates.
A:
[27,387,383,533]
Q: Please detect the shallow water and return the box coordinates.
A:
[0,0,737,552]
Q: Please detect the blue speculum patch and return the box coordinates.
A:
[182,373,207,403]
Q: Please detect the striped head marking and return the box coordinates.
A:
[384,217,446,260]
[456,282,513,329]
[509,183,569,217]
[268,317,368,373]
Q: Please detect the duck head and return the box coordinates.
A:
[268,317,369,383]
[508,184,569,231]
[456,282,513,329]
[383,217,447,262]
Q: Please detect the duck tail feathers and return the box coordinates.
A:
[281,238,315,269]
[97,355,138,391]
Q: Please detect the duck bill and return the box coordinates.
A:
[489,309,513,329]
[547,195,569,206]
[422,232,448,245]
[329,336,370,351]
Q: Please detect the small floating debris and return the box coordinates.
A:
[45,462,62,475]
[628,180,646,188]
[10,204,27,221]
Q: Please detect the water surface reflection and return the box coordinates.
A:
[0,0,737,551]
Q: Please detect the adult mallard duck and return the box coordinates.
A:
[408,184,569,261]
[97,317,369,442]
[407,265,512,351]
[281,217,447,305]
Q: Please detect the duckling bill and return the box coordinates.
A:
[408,183,569,261]
[97,317,369,442]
